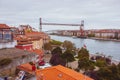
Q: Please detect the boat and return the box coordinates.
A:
[77,36,87,39]
[72,36,77,38]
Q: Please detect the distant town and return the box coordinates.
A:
[49,29,120,41]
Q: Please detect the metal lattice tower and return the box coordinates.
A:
[40,18,42,32]
[80,20,84,36]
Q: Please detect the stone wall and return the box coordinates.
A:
[0,52,36,76]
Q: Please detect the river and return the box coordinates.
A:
[50,35,120,61]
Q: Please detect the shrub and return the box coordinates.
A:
[29,62,34,65]
[22,55,26,59]
[0,58,12,66]
[50,39,62,45]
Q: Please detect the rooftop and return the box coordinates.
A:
[36,65,93,80]
[17,41,32,45]
[17,63,33,74]
[25,31,50,39]
[25,32,44,37]
[0,24,10,29]
[15,34,42,42]
[30,49,44,55]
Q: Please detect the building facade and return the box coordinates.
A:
[0,24,17,49]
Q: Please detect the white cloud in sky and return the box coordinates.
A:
[0,0,120,31]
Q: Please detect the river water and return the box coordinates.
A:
[50,35,120,61]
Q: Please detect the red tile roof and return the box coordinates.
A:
[17,63,33,74]
[0,24,10,29]
[15,35,41,42]
[36,65,94,80]
[25,31,49,39]
[29,49,44,55]
[25,32,43,37]
[17,41,32,45]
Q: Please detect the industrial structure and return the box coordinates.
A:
[39,18,85,37]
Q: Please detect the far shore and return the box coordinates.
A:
[89,37,120,42]
[49,34,120,42]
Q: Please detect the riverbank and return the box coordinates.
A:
[90,53,120,65]
[50,34,120,42]
[89,37,120,42]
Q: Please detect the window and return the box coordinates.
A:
[3,31,12,40]
[3,34,11,40]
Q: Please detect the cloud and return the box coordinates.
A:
[0,0,120,31]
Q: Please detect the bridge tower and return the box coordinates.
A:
[80,20,85,37]
[39,18,42,32]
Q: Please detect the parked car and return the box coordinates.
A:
[39,62,51,69]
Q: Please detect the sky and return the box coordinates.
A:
[0,0,120,31]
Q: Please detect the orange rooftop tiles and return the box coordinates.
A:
[36,65,94,80]
[0,24,10,29]
[25,31,48,39]
[17,63,33,74]
[25,31,44,36]
[32,49,44,55]
[28,49,44,55]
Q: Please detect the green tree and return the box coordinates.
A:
[97,67,114,80]
[62,40,76,50]
[61,49,75,67]
[95,59,107,67]
[78,58,95,72]
[51,47,62,55]
[50,47,66,66]
[78,47,89,59]
[50,39,62,45]
[108,64,120,80]
[95,64,120,80]
[77,48,95,73]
